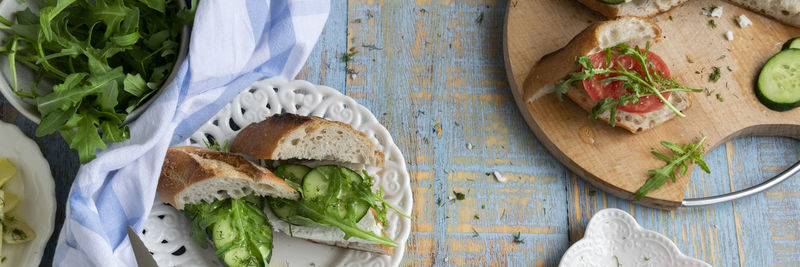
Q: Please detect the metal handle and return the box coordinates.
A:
[681,160,800,207]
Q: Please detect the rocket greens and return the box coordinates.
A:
[268,165,409,247]
[0,0,196,162]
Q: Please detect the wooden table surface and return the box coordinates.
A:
[1,1,799,266]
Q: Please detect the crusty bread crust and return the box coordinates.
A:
[230,113,385,167]
[577,0,691,18]
[157,146,299,209]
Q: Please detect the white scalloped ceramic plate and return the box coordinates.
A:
[559,208,710,267]
[0,121,56,267]
[141,78,413,267]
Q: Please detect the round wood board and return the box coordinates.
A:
[503,0,800,209]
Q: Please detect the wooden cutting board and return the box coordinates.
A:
[503,0,800,209]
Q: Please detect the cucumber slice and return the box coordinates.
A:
[301,166,334,199]
[272,164,310,185]
[756,49,800,111]
[211,217,236,248]
[222,247,254,267]
[783,37,800,50]
[269,198,296,220]
[596,0,626,4]
[301,165,370,221]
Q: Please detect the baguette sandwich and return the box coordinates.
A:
[230,113,399,255]
[157,114,403,266]
[579,0,800,28]
[577,0,690,18]
[524,16,700,133]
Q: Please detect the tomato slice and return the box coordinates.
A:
[581,49,671,113]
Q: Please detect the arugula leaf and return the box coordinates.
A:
[635,136,710,200]
[1,0,190,163]
[556,42,703,125]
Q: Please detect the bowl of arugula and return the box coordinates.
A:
[0,0,194,163]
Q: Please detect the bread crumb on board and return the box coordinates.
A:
[725,30,734,41]
[710,6,723,18]
[737,15,753,28]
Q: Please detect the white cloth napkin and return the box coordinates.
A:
[53,1,330,266]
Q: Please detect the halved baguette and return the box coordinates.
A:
[230,113,384,167]
[578,0,690,18]
[727,0,800,27]
[523,16,691,133]
[231,114,393,255]
[157,146,299,209]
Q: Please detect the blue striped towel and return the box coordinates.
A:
[53,1,330,266]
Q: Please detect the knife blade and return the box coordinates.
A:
[126,226,159,267]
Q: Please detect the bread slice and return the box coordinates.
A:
[577,0,690,18]
[264,207,393,255]
[726,0,800,27]
[523,16,690,133]
[230,113,384,167]
[157,146,300,209]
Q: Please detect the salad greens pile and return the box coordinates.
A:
[556,42,703,126]
[0,0,196,163]
[186,196,273,267]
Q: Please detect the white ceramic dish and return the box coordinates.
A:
[141,78,414,267]
[0,0,189,124]
[559,208,710,267]
[0,121,56,267]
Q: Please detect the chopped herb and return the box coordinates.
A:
[513,232,524,244]
[704,88,713,96]
[588,190,596,196]
[686,56,694,63]
[716,93,724,102]
[472,227,480,237]
[475,12,484,24]
[708,19,717,28]
[481,204,485,209]
[11,228,27,240]
[644,257,650,261]
[727,66,733,72]
[1,256,4,262]
[342,51,358,63]
[436,198,443,206]
[669,15,673,21]
[709,66,721,82]
[614,255,621,267]
[453,191,465,200]
[473,214,480,219]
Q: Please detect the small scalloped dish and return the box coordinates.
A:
[559,208,710,267]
